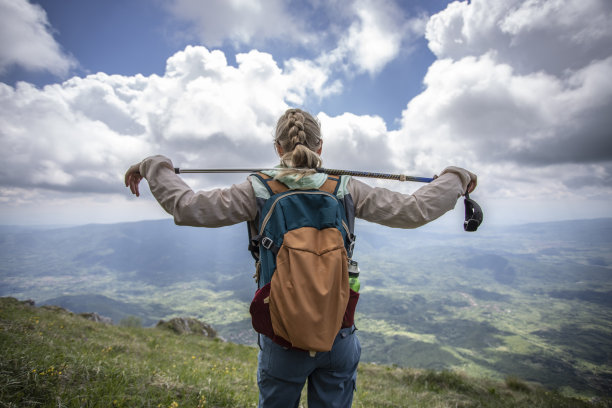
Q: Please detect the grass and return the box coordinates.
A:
[1,297,257,407]
[1,297,610,408]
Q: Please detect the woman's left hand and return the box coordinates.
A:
[124,163,143,197]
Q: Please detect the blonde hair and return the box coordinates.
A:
[274,108,322,179]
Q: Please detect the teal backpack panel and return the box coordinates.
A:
[256,189,351,287]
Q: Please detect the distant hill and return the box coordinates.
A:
[41,293,171,326]
[2,296,607,408]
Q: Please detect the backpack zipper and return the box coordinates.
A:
[260,190,350,237]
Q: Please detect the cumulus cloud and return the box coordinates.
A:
[393,55,612,166]
[0,79,149,194]
[0,0,426,204]
[426,0,612,75]
[314,0,427,76]
[319,112,394,172]
[388,0,612,199]
[0,46,348,196]
[334,0,426,75]
[0,41,418,207]
[167,0,425,77]
[0,0,75,75]
[166,0,315,47]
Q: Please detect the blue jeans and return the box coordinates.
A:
[257,326,361,408]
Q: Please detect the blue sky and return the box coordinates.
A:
[1,0,611,227]
[4,0,445,125]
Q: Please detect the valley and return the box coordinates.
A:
[1,218,611,397]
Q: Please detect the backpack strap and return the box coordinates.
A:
[319,175,341,194]
[324,174,356,258]
[248,172,289,284]
[251,172,289,195]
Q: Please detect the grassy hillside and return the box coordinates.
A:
[2,297,609,408]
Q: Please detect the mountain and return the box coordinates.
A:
[41,293,171,327]
[2,297,607,407]
[1,218,611,397]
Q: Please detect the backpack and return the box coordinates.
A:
[248,172,359,353]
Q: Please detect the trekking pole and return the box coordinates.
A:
[174,167,435,183]
[174,167,482,231]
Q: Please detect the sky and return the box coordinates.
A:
[0,0,611,228]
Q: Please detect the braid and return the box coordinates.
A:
[274,108,323,180]
[287,110,307,149]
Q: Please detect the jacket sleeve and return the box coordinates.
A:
[139,155,258,227]
[348,166,475,229]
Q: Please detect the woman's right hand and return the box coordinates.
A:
[466,178,477,194]
[124,163,143,197]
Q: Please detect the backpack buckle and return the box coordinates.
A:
[261,236,274,250]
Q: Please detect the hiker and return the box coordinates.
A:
[124,108,477,408]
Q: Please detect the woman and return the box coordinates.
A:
[125,108,476,408]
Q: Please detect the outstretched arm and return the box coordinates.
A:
[124,155,257,227]
[349,166,477,229]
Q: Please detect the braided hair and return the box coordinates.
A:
[274,108,322,179]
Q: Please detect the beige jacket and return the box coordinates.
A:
[139,155,475,229]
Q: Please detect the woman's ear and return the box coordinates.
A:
[317,139,323,155]
[275,142,284,156]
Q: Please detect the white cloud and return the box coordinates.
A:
[0,79,148,193]
[339,0,421,75]
[167,0,426,78]
[388,0,612,204]
[0,0,75,75]
[426,0,612,75]
[0,46,345,197]
[500,0,611,45]
[319,112,394,172]
[319,0,427,76]
[394,55,612,164]
[166,0,314,47]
